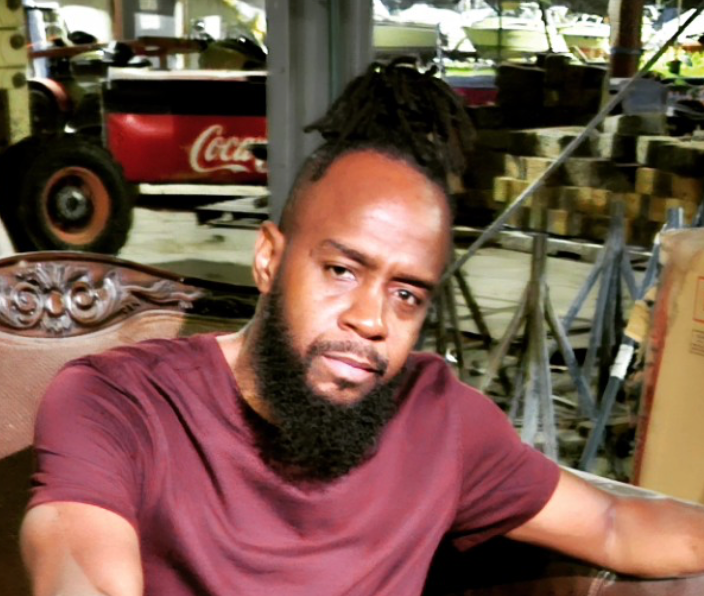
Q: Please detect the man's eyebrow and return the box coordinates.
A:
[395,274,436,293]
[319,239,436,292]
[320,239,374,268]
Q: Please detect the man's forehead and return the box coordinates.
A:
[321,149,425,182]
[302,151,446,215]
[287,150,449,258]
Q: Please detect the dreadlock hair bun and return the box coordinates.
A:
[304,58,476,183]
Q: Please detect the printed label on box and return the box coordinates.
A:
[691,329,704,356]
[695,277,704,323]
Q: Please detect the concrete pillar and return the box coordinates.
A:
[608,0,645,78]
[0,0,30,149]
[266,0,372,223]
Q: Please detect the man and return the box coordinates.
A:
[20,142,704,596]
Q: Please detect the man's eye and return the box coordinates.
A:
[396,289,422,307]
[327,265,355,280]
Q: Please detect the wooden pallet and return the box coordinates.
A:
[195,196,269,228]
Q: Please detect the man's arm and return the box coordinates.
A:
[21,502,143,596]
[507,468,704,578]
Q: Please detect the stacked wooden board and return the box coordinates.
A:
[468,58,606,130]
[458,60,704,248]
[457,123,704,247]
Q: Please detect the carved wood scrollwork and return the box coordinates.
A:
[0,262,204,336]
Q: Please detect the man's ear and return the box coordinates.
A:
[253,221,286,294]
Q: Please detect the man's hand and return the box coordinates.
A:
[21,502,143,596]
[508,468,704,578]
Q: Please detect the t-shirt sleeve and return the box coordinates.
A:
[28,360,150,530]
[450,385,560,549]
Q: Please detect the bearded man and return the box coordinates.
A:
[20,142,704,596]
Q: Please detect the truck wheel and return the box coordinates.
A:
[14,135,134,254]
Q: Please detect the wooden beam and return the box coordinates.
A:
[608,0,646,78]
[112,0,124,40]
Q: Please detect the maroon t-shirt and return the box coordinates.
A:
[30,334,559,596]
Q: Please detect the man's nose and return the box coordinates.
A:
[339,283,388,341]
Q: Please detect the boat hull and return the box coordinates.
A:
[463,25,563,59]
[373,21,438,53]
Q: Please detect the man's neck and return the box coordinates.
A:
[217,324,275,423]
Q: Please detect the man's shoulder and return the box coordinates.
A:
[42,333,222,420]
[404,351,493,409]
[392,353,517,461]
[65,333,216,380]
[406,352,486,399]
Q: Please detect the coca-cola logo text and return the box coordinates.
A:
[189,124,266,174]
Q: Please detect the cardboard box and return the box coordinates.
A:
[634,229,704,503]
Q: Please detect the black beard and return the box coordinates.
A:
[246,285,402,483]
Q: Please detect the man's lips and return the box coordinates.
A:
[321,353,382,383]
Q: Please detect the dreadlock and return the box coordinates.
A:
[304,57,476,182]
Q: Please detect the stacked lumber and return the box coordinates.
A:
[468,58,606,130]
[457,63,704,247]
[633,168,701,225]
[457,123,704,247]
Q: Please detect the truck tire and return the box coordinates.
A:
[10,135,134,254]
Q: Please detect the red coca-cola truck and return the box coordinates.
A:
[0,68,267,254]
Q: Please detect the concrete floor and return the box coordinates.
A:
[119,207,260,286]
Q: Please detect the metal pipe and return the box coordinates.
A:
[579,211,683,470]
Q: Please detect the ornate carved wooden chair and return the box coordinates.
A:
[0,251,257,595]
[1,252,703,596]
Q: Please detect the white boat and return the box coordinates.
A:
[647,9,704,51]
[372,0,440,59]
[373,20,439,56]
[557,14,611,60]
[463,3,568,61]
